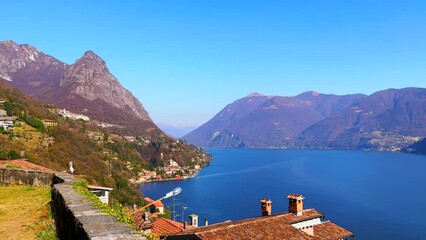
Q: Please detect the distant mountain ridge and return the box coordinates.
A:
[184,88,426,151]
[157,122,198,139]
[0,40,154,134]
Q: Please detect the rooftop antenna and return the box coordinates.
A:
[181,206,188,222]
[172,195,181,221]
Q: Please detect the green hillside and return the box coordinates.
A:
[0,82,210,206]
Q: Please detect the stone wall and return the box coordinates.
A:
[52,172,146,240]
[0,168,146,240]
[0,167,54,187]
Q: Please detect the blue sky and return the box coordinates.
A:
[1,1,425,126]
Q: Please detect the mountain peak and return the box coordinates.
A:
[60,49,152,122]
[247,92,266,97]
[76,50,105,65]
[297,91,322,98]
[0,40,62,86]
[0,40,40,54]
[82,50,100,59]
[0,40,18,47]
[0,40,154,132]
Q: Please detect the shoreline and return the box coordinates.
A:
[134,170,201,185]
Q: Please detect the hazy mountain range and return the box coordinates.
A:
[184,89,426,151]
[156,122,198,138]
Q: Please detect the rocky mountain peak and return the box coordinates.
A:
[0,40,157,133]
[0,40,66,92]
[71,50,107,70]
[0,40,40,58]
[60,51,151,121]
[80,50,104,62]
[0,40,19,48]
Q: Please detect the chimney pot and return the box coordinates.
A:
[287,193,304,216]
[189,214,199,227]
[260,198,272,216]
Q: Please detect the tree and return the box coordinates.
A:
[0,149,7,160]
[8,150,21,159]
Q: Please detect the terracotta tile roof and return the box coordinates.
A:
[195,218,314,240]
[152,217,184,236]
[281,209,324,224]
[171,209,325,240]
[144,197,164,207]
[312,221,354,240]
[0,159,53,172]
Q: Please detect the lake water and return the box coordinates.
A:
[138,149,426,239]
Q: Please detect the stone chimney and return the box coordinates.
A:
[189,214,199,227]
[287,194,304,216]
[260,198,272,216]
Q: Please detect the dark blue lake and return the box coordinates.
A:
[138,149,426,239]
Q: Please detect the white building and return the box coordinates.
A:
[0,117,14,130]
[88,185,113,204]
[169,159,179,167]
[59,109,90,121]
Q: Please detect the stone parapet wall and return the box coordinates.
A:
[52,172,146,240]
[0,167,54,187]
[0,168,145,240]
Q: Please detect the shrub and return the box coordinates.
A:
[72,178,135,226]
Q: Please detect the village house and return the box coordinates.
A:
[0,99,5,104]
[87,131,103,141]
[0,109,7,117]
[151,217,194,236]
[58,109,90,121]
[123,136,136,142]
[169,159,179,167]
[165,194,354,240]
[138,170,157,182]
[144,197,165,214]
[97,122,115,128]
[42,119,58,127]
[87,185,113,204]
[0,117,14,130]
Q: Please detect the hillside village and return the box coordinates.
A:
[0,99,209,182]
[0,99,53,153]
